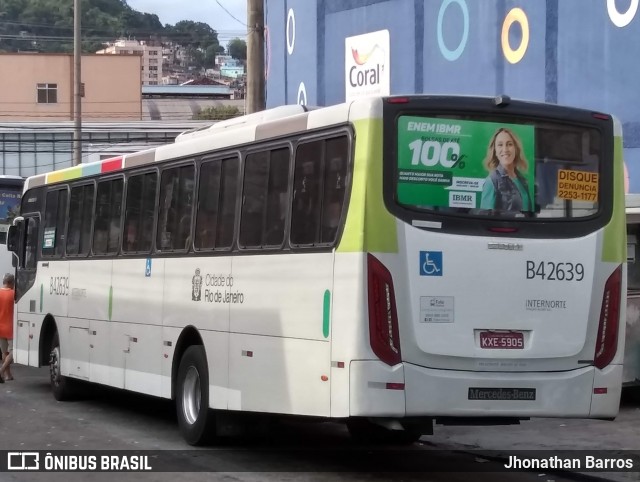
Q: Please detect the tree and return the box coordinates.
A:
[228,38,246,60]
[204,44,224,67]
[194,105,240,120]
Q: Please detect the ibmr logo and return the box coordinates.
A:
[345,30,390,102]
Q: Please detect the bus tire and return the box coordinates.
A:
[49,332,76,401]
[176,345,216,445]
[347,418,422,445]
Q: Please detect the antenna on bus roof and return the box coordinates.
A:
[175,104,311,143]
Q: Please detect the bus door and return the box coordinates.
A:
[12,215,40,365]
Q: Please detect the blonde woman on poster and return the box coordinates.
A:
[480,127,533,213]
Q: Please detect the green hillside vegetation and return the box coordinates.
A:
[0,0,225,66]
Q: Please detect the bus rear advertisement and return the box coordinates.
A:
[7,96,626,445]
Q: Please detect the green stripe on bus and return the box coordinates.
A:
[108,286,113,321]
[323,290,331,338]
[602,135,626,263]
[337,118,398,253]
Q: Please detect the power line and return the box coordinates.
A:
[214,0,249,28]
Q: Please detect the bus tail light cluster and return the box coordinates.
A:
[367,254,401,366]
[594,265,623,370]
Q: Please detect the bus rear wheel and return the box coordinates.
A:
[347,418,422,445]
[176,345,216,445]
[49,332,76,401]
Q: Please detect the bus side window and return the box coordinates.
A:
[42,188,68,258]
[157,165,194,252]
[66,184,95,256]
[24,217,39,269]
[93,178,123,255]
[320,136,348,243]
[123,172,157,253]
[240,151,269,248]
[263,148,290,247]
[216,158,239,249]
[195,159,222,250]
[291,140,322,245]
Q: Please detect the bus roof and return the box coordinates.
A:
[21,99,362,191]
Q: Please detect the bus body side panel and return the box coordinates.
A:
[329,252,368,418]
[228,253,332,416]
[111,258,166,397]
[68,259,111,383]
[162,255,232,407]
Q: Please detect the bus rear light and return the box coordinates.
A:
[386,383,405,390]
[592,113,611,121]
[367,254,402,366]
[488,227,518,233]
[594,265,622,370]
[387,97,410,104]
[593,387,608,394]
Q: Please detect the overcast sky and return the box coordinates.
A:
[126,0,248,44]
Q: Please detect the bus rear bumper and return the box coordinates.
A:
[348,360,622,419]
[403,362,622,419]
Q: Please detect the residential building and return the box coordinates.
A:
[220,58,245,79]
[0,53,141,122]
[96,39,163,85]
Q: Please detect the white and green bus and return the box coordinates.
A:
[8,95,626,445]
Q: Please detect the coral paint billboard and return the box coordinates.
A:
[345,30,390,102]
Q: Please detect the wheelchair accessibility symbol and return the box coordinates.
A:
[419,251,443,276]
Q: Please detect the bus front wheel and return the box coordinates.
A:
[176,345,216,445]
[49,332,76,401]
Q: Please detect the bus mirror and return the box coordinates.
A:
[7,225,18,253]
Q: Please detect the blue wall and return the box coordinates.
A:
[265,0,640,192]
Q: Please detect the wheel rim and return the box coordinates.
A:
[50,345,61,387]
[182,366,201,425]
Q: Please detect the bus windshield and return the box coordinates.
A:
[395,115,603,220]
[0,185,23,224]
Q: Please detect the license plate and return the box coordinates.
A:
[479,331,524,349]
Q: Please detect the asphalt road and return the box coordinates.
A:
[0,364,616,482]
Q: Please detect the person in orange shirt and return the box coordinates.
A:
[0,273,15,382]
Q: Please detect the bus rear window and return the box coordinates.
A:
[396,116,602,219]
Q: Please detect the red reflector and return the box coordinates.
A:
[593,387,608,394]
[387,97,410,104]
[488,227,518,233]
[337,361,345,368]
[386,383,405,390]
[592,113,611,121]
[246,351,253,357]
[367,254,402,366]
[321,375,329,382]
[594,265,622,369]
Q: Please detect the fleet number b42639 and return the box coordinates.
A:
[526,261,584,281]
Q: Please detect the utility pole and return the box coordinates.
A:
[73,0,82,166]
[246,0,265,113]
